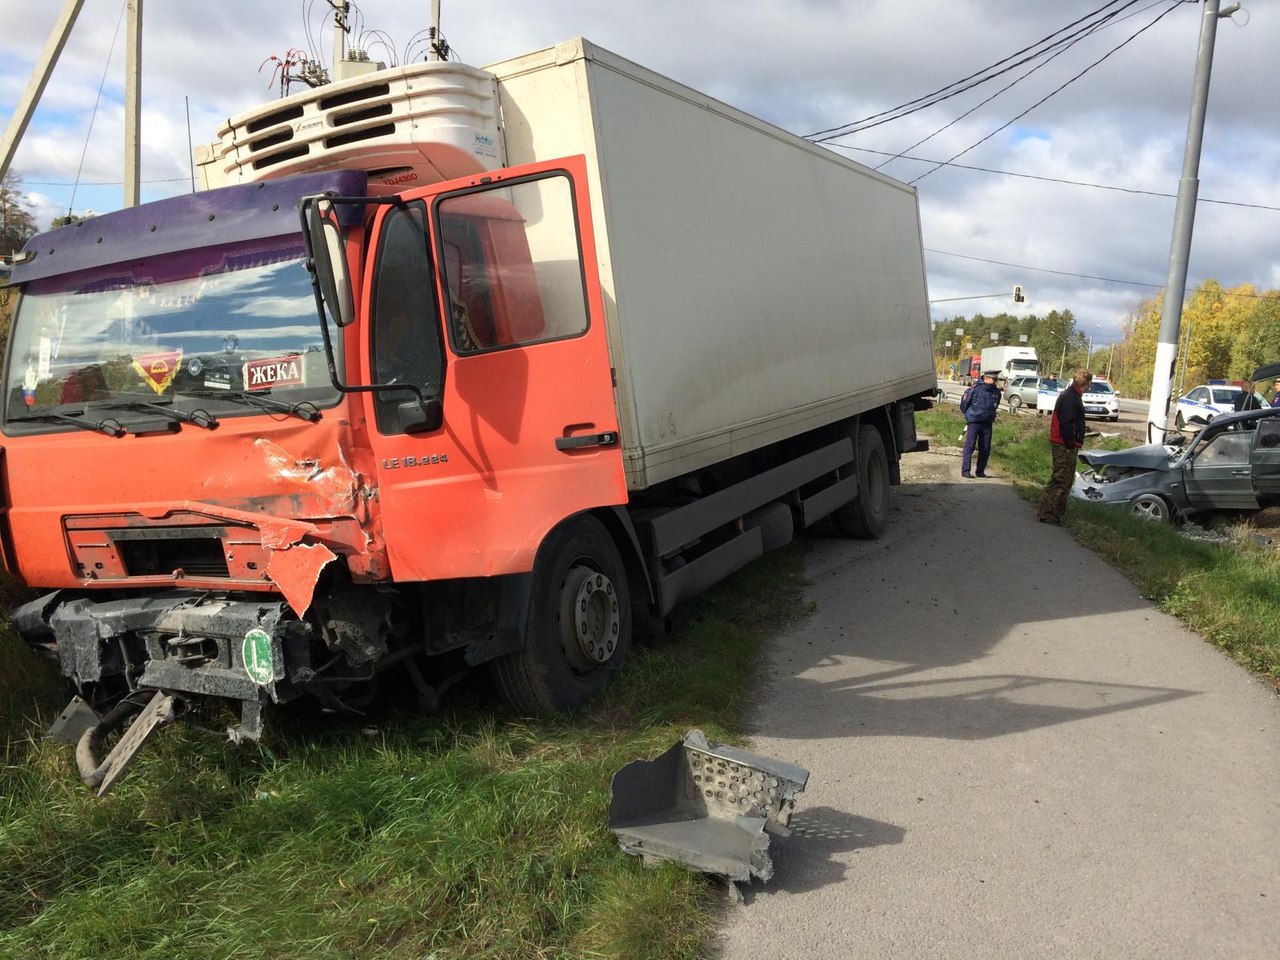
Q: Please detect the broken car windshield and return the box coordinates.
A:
[3,235,339,431]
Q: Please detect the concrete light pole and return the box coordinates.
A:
[124,0,142,208]
[1145,0,1240,442]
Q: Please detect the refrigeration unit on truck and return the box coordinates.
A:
[3,38,937,791]
[981,346,1039,390]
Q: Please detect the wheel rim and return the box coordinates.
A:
[1131,496,1166,521]
[1009,397,1022,412]
[558,564,621,671]
[867,449,888,514]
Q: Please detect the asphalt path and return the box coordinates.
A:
[714,449,1280,958]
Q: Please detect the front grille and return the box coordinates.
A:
[319,82,391,110]
[253,144,310,170]
[325,123,396,149]
[332,102,393,127]
[246,104,304,134]
[117,537,229,578]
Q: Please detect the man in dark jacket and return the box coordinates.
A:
[959,371,1001,478]
[1037,369,1092,524]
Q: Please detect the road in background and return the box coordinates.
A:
[937,381,1147,434]
[715,451,1279,959]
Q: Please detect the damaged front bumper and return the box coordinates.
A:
[14,589,314,743]
[1070,467,1182,510]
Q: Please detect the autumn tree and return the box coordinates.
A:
[0,173,37,257]
[1112,281,1280,398]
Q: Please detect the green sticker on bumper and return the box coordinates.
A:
[242,628,274,685]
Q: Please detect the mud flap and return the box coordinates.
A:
[607,729,809,887]
[75,690,176,797]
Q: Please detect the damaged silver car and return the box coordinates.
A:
[1072,406,1280,522]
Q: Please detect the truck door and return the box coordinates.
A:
[1182,426,1258,510]
[364,158,627,582]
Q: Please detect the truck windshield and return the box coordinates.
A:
[1010,360,1038,372]
[3,235,338,430]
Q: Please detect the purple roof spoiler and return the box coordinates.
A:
[11,170,368,284]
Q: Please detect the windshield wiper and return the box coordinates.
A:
[89,395,219,430]
[15,410,126,437]
[195,390,322,422]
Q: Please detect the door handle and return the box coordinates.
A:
[555,431,619,451]
[1231,469,1251,476]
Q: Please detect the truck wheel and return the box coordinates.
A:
[490,516,631,714]
[1008,395,1023,414]
[831,425,889,539]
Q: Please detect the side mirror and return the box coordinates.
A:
[1188,415,1210,427]
[398,397,443,435]
[306,198,355,328]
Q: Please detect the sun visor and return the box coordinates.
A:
[11,170,368,284]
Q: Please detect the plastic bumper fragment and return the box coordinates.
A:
[607,729,809,885]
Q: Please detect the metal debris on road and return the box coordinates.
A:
[608,729,809,894]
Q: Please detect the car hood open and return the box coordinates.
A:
[1078,444,1176,471]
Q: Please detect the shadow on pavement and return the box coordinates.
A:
[759,471,1198,742]
[738,805,906,902]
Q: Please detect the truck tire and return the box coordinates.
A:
[830,425,889,539]
[490,515,631,714]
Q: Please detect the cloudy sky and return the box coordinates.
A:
[3,0,1277,344]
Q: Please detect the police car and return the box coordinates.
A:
[1080,377,1120,421]
[1174,384,1266,430]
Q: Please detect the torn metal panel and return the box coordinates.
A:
[265,541,337,616]
[608,729,809,884]
[47,696,101,746]
[75,690,176,797]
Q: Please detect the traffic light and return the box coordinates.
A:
[1012,284,1025,303]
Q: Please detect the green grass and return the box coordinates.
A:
[0,549,808,960]
[919,403,1280,685]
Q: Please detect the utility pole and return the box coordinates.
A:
[427,0,449,61]
[1145,0,1239,442]
[331,1,350,75]
[124,0,142,207]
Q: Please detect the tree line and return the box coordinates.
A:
[1113,282,1280,399]
[932,308,1098,382]
[936,281,1280,399]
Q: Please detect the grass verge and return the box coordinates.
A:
[919,403,1280,686]
[0,549,808,960]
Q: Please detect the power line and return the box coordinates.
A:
[909,0,1184,185]
[824,143,1280,213]
[925,247,1279,300]
[807,0,1145,142]
[873,0,1172,171]
[21,177,195,186]
[926,247,1161,287]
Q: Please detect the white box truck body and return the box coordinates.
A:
[981,345,1039,389]
[488,39,937,488]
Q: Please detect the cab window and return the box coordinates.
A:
[436,174,589,355]
[370,203,444,435]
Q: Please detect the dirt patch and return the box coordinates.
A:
[900,448,963,484]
